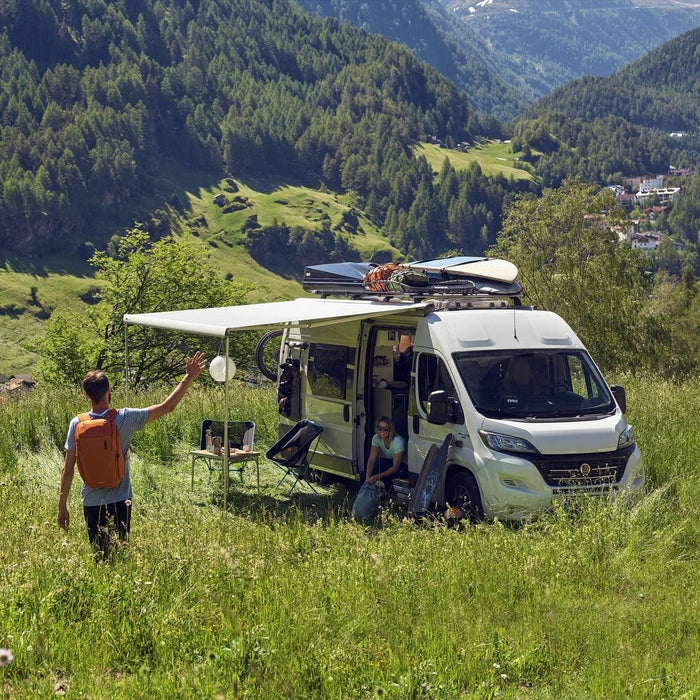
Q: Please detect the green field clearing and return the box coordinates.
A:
[1,166,402,377]
[416,140,535,181]
[0,267,99,376]
[2,375,699,698]
[187,178,392,258]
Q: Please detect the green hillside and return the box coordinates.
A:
[0,266,97,376]
[0,164,405,377]
[508,27,700,190]
[415,141,534,181]
[187,181,389,259]
[0,0,528,377]
[294,0,530,120]
[530,27,700,134]
[0,144,536,378]
[0,0,497,264]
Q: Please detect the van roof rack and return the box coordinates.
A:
[302,260,525,305]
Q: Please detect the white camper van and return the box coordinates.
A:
[265,259,644,520]
[124,257,643,520]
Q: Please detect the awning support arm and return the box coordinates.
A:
[223,332,230,509]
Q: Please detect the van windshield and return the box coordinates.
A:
[453,350,616,419]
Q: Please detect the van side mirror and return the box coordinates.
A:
[426,390,449,425]
[610,384,626,413]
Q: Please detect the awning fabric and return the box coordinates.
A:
[123,298,427,338]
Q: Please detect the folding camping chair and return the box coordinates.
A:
[265,419,324,496]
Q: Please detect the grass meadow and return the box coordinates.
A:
[1,374,699,699]
[414,142,535,182]
[0,164,395,378]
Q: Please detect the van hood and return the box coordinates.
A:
[480,413,626,455]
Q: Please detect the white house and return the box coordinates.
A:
[628,231,662,251]
[639,175,665,193]
[635,187,681,205]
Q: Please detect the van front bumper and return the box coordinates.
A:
[475,444,644,521]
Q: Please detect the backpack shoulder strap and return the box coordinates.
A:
[77,410,119,424]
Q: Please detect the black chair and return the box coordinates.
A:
[265,419,324,495]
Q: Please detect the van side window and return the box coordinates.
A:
[417,354,460,421]
[308,344,351,399]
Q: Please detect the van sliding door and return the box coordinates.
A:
[305,341,356,478]
[363,327,414,468]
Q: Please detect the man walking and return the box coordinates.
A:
[58,352,206,559]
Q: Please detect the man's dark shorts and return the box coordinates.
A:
[83,500,131,559]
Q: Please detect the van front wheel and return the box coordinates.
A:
[445,470,483,522]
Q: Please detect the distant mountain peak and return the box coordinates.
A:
[445,0,700,13]
[437,0,700,100]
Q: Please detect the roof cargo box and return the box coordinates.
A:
[302,260,523,298]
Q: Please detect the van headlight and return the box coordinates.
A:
[617,425,635,449]
[479,430,539,454]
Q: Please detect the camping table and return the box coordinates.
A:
[189,449,260,491]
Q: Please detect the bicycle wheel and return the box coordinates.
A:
[255,329,284,380]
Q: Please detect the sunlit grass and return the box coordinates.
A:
[1,377,699,698]
[415,141,534,181]
[0,266,98,376]
[184,177,398,299]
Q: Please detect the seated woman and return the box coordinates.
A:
[363,416,407,490]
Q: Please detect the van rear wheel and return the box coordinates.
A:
[445,470,483,522]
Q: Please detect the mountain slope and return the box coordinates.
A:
[293,0,530,119]
[509,27,700,187]
[531,27,700,133]
[0,0,496,260]
[439,0,700,100]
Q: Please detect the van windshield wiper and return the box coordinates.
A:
[479,406,530,419]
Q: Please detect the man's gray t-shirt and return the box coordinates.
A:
[65,407,150,507]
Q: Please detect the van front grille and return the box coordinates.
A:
[530,445,635,489]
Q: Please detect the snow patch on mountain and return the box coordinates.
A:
[468,0,492,12]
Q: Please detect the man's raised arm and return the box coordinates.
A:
[147,351,207,423]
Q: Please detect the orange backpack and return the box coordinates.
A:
[75,409,125,489]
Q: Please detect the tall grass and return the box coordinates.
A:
[1,376,699,698]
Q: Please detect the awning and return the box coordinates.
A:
[123,297,427,337]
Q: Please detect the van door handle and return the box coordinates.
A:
[343,405,350,422]
[412,415,420,434]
